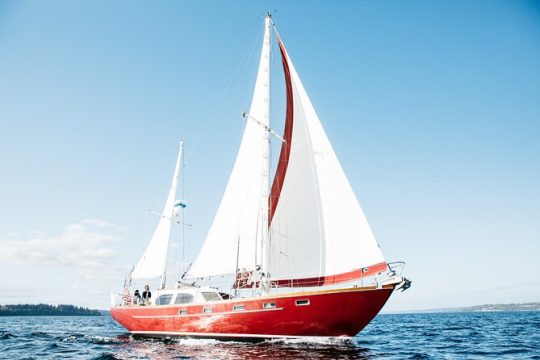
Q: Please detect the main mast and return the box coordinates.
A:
[259,14,272,291]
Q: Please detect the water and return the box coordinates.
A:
[1,312,539,359]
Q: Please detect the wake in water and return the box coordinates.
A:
[264,336,353,345]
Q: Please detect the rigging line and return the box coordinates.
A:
[183,195,192,278]
[185,28,262,164]
[148,144,179,232]
[234,235,241,297]
[181,141,186,277]
[175,217,182,283]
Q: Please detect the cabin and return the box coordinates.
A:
[148,285,232,306]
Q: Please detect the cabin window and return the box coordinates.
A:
[178,309,187,315]
[202,292,222,302]
[295,299,310,306]
[155,294,173,305]
[219,292,233,300]
[263,302,276,309]
[233,304,245,311]
[174,293,194,305]
[203,308,213,314]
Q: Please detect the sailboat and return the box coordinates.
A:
[111,15,410,339]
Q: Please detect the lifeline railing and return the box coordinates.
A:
[371,261,406,286]
[112,262,409,307]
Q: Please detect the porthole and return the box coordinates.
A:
[263,302,276,309]
[295,299,310,306]
[233,304,245,311]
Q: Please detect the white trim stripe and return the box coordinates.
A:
[133,307,283,319]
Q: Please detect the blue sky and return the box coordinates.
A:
[0,1,539,311]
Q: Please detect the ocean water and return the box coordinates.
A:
[0,312,539,359]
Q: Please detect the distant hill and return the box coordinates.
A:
[456,302,540,312]
[0,304,101,316]
[385,302,540,314]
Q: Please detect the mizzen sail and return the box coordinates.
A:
[132,142,184,280]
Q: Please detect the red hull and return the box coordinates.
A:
[111,286,394,339]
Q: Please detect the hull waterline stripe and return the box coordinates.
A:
[131,330,351,340]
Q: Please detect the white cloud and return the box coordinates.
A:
[0,219,125,273]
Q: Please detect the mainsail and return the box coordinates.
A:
[185,16,272,278]
[132,142,184,282]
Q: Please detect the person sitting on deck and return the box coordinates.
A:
[133,289,141,305]
[142,285,152,305]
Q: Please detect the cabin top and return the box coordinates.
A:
[149,286,233,306]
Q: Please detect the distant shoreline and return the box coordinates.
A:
[0,304,101,316]
[382,302,540,314]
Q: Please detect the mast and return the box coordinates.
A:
[259,14,272,291]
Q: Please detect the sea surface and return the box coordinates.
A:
[1,311,539,359]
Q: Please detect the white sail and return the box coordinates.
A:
[268,34,386,286]
[185,17,272,279]
[132,142,184,280]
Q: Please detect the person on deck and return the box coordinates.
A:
[142,285,151,305]
[133,289,141,305]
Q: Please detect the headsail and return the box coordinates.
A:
[132,142,184,282]
[268,32,386,286]
[185,16,273,279]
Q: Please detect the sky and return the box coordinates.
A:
[0,1,539,311]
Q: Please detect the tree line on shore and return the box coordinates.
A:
[0,304,101,316]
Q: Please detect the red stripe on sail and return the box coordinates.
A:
[269,33,294,225]
[271,262,388,288]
